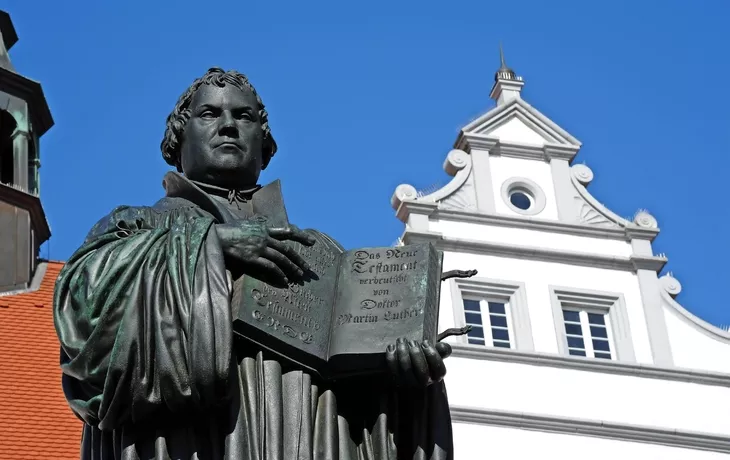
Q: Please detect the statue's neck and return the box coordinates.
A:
[163,171,289,227]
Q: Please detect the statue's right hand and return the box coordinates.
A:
[215,221,316,286]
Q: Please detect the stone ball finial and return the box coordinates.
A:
[633,210,658,229]
[391,184,418,210]
[571,164,594,185]
[660,273,682,297]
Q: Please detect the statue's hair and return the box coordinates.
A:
[161,67,277,171]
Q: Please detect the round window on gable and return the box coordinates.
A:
[501,178,546,216]
[509,189,533,210]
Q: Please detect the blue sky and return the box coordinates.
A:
[5,1,729,326]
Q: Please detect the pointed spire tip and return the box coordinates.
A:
[494,42,518,82]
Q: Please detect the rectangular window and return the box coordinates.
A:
[463,298,512,349]
[550,286,635,362]
[451,277,533,351]
[562,309,613,359]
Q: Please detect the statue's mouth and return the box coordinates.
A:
[216,142,244,151]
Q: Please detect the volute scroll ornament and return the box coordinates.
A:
[571,164,594,185]
[390,183,419,210]
[660,273,682,297]
[633,210,658,229]
[443,149,469,176]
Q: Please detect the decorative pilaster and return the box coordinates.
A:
[29,157,40,196]
[28,133,39,195]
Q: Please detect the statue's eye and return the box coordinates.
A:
[200,110,216,119]
[236,111,253,121]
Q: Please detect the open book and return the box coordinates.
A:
[232,230,443,379]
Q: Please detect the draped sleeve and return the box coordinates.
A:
[53,204,234,431]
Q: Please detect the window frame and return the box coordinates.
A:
[451,277,534,351]
[562,308,616,359]
[462,297,515,348]
[549,286,635,362]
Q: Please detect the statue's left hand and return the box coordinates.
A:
[385,338,451,387]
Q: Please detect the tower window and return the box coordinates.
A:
[0,109,17,186]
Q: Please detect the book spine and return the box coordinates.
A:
[325,253,344,362]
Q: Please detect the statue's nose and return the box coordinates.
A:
[218,111,237,134]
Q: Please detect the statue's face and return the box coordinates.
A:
[179,84,264,189]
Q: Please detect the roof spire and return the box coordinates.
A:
[494,42,518,82]
[490,43,524,106]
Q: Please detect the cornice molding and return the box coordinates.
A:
[458,98,581,148]
[402,230,667,273]
[450,344,730,387]
[396,203,660,242]
[0,67,54,136]
[456,133,580,162]
[449,405,730,454]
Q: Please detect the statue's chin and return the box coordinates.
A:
[186,166,260,190]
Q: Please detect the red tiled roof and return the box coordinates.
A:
[0,261,82,459]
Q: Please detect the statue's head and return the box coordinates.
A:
[161,68,277,189]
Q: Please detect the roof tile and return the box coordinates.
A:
[0,262,82,459]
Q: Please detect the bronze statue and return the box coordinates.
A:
[54,68,454,460]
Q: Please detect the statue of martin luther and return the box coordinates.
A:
[54,68,454,460]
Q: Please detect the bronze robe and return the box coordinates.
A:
[54,172,453,460]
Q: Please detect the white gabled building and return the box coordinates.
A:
[391,52,730,459]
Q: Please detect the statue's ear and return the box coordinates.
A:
[261,137,277,170]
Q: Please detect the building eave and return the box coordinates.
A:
[0,67,54,136]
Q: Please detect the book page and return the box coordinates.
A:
[234,230,344,367]
[328,243,438,360]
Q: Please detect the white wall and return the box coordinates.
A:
[488,156,559,220]
[453,423,730,459]
[487,117,546,145]
[430,219,633,258]
[437,251,655,364]
[446,357,730,436]
[664,302,730,373]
